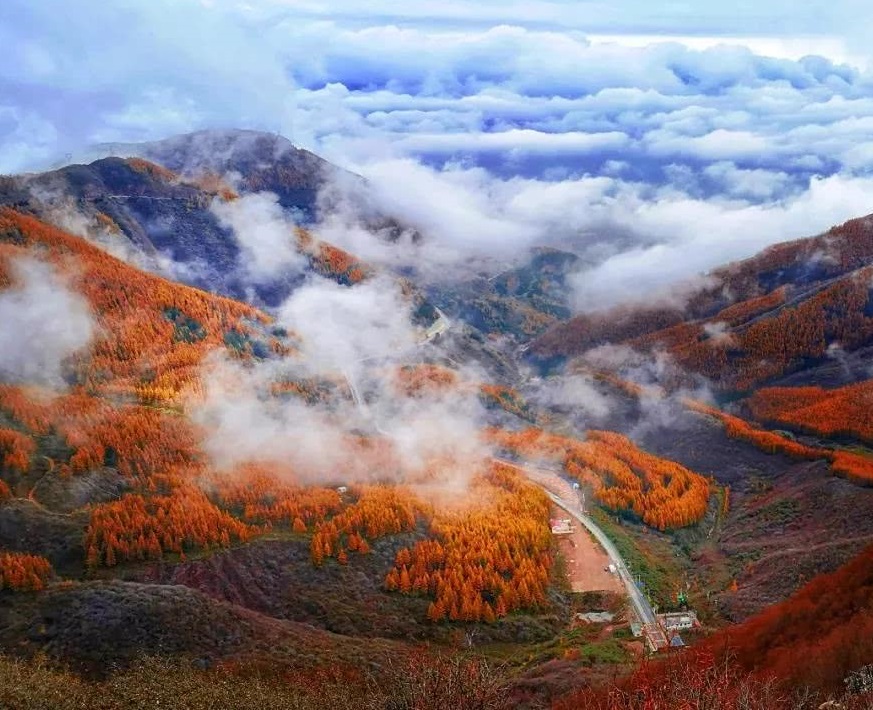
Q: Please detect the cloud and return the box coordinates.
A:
[0,256,95,388]
[565,172,873,312]
[276,276,417,378]
[193,275,491,490]
[528,374,613,421]
[5,0,873,325]
[211,192,307,283]
[4,0,873,189]
[311,154,873,312]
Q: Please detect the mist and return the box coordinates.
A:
[192,275,492,493]
[0,256,95,388]
[211,192,307,283]
[309,155,873,309]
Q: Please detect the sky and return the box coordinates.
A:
[3,0,873,310]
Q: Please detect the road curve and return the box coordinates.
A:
[493,458,658,627]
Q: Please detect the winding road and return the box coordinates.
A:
[341,306,662,640]
[493,458,658,628]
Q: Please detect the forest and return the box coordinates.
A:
[489,427,711,530]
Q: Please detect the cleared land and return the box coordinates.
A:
[553,505,624,594]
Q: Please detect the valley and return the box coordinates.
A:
[0,130,871,709]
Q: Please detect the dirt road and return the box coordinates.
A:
[552,504,624,594]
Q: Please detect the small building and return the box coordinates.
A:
[550,518,573,534]
[657,611,699,632]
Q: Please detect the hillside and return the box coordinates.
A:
[1,137,872,708]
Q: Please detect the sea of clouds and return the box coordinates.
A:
[4,0,873,312]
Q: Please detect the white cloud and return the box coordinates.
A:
[0,257,95,388]
[211,192,307,282]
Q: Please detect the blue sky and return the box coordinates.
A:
[2,0,871,177]
[3,0,873,309]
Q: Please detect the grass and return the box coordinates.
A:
[0,653,515,710]
[589,508,682,610]
[478,618,632,672]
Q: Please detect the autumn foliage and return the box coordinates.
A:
[385,464,552,623]
[84,487,255,567]
[0,427,34,474]
[0,208,268,406]
[478,384,531,419]
[0,552,53,591]
[310,486,423,565]
[212,466,343,531]
[748,381,873,444]
[490,428,710,530]
[686,399,873,484]
[708,543,873,692]
[296,228,370,285]
[0,385,201,483]
[395,364,459,397]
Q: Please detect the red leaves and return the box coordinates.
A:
[84,487,255,567]
[0,427,34,474]
[0,552,52,591]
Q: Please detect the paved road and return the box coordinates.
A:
[493,458,658,627]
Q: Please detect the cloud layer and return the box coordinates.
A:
[5,1,873,314]
[0,256,95,387]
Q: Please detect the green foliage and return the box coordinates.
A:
[590,508,681,609]
[223,328,269,359]
[162,307,206,343]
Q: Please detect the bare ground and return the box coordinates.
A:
[552,505,623,594]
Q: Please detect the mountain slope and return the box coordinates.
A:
[530,213,873,392]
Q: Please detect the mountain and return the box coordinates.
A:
[530,213,873,392]
[1,134,873,708]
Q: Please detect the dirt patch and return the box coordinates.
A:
[553,506,623,594]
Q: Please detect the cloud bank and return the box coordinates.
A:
[193,275,491,490]
[0,256,95,387]
[5,0,873,315]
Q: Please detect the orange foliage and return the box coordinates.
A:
[0,478,10,501]
[85,486,255,567]
[0,208,268,405]
[478,385,530,419]
[125,157,178,183]
[386,464,552,622]
[94,212,121,234]
[635,270,873,391]
[713,285,787,326]
[211,466,342,530]
[530,305,684,359]
[296,228,370,285]
[311,486,422,565]
[747,381,873,444]
[686,399,873,485]
[395,364,459,397]
[0,386,200,483]
[574,366,662,400]
[0,552,53,591]
[188,172,239,201]
[0,427,35,474]
[490,428,710,530]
